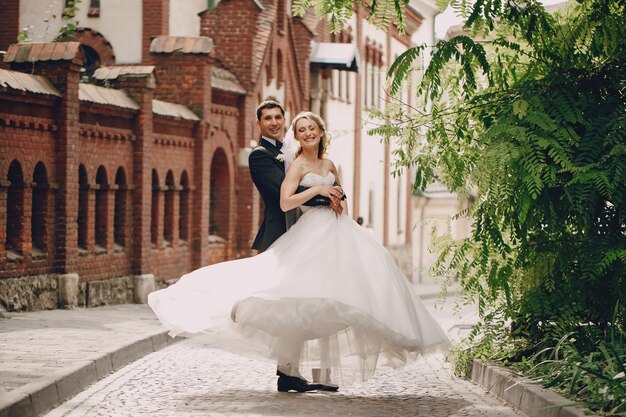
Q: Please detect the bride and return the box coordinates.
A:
[148,111,450,391]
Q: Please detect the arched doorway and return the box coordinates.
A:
[179,171,190,242]
[150,170,160,247]
[114,167,127,249]
[95,166,108,251]
[72,27,116,79]
[164,170,175,246]
[6,160,25,254]
[208,149,231,262]
[78,165,89,250]
[31,162,49,255]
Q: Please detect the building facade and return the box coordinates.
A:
[0,0,440,311]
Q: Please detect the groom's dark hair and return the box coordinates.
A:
[256,100,285,121]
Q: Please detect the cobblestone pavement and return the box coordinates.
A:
[42,298,525,417]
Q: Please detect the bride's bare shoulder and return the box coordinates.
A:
[322,159,337,171]
[285,158,306,178]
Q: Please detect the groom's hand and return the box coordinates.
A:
[298,185,331,206]
[297,185,346,207]
[330,197,343,217]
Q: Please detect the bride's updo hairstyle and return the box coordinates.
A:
[290,111,329,159]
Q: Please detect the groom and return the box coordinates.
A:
[248,100,340,392]
[249,100,340,251]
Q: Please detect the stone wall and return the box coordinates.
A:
[78,276,134,307]
[0,275,59,311]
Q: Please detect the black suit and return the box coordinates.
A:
[249,139,288,251]
[249,139,331,251]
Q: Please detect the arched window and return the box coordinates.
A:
[95,166,108,249]
[164,170,175,245]
[179,171,190,242]
[151,170,160,246]
[71,27,116,78]
[31,162,49,252]
[78,165,89,249]
[6,160,25,252]
[80,45,101,80]
[114,167,127,248]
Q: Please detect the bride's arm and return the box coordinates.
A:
[280,163,334,212]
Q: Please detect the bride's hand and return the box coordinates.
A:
[317,185,343,200]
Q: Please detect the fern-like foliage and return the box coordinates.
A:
[309,0,625,408]
[372,1,626,412]
[292,0,411,33]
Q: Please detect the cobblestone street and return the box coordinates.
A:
[42,339,522,417]
[41,298,526,417]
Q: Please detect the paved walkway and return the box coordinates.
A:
[0,305,173,417]
[0,283,525,417]
[42,338,523,417]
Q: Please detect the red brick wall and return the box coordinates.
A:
[152,54,212,118]
[142,0,170,63]
[199,2,258,90]
[0,56,219,289]
[140,117,198,281]
[75,108,136,281]
[291,21,315,110]
[121,80,155,276]
[208,98,257,258]
[0,0,19,61]
[0,88,205,285]
[0,100,58,278]
[35,59,82,274]
[0,0,317,306]
[150,245,195,281]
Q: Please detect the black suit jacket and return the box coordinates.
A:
[249,139,332,251]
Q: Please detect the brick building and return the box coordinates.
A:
[0,0,442,311]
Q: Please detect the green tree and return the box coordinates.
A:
[378,0,626,330]
[297,0,625,412]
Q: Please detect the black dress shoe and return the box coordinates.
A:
[311,368,339,392]
[318,383,339,392]
[276,371,323,393]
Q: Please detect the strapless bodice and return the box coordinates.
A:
[299,171,335,187]
[299,172,335,212]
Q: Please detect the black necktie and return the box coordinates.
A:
[275,141,283,150]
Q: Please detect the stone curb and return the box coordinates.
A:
[0,329,177,417]
[471,359,602,417]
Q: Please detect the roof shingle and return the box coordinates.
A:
[79,83,140,110]
[93,66,155,80]
[4,42,82,63]
[152,99,200,121]
[211,67,246,95]
[0,68,61,96]
[149,37,214,55]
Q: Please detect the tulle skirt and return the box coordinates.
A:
[148,207,450,385]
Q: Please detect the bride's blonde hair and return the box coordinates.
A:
[290,111,329,159]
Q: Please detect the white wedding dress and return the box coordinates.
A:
[148,172,450,385]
